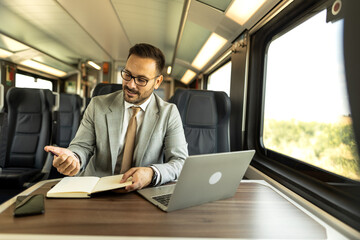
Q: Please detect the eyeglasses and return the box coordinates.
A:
[121,69,159,87]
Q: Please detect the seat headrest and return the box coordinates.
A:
[173,90,231,127]
[186,94,217,126]
[92,83,122,97]
[7,88,47,112]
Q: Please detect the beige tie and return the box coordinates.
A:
[120,106,141,174]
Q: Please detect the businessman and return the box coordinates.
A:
[45,43,188,191]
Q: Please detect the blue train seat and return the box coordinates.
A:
[92,83,122,97]
[0,88,53,188]
[170,89,231,155]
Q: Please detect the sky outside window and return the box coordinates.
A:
[207,61,232,96]
[15,73,53,91]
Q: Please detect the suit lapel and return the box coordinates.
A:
[106,92,125,173]
[134,95,159,166]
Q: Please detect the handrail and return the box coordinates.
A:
[170,0,192,73]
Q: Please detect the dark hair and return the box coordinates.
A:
[127,43,165,75]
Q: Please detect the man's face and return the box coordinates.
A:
[122,54,163,105]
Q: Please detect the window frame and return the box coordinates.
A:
[246,0,360,231]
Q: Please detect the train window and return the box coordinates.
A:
[207,61,231,96]
[15,73,53,91]
[262,9,360,181]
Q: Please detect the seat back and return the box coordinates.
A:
[5,88,53,169]
[92,83,122,97]
[55,93,82,147]
[170,89,231,155]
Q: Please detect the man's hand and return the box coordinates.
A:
[119,167,154,192]
[44,146,80,176]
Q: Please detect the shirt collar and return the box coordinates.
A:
[124,93,153,112]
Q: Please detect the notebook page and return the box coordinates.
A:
[48,176,99,195]
[92,175,132,193]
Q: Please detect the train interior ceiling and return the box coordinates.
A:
[0,0,280,97]
[1,0,360,239]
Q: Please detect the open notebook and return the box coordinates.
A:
[46,175,132,198]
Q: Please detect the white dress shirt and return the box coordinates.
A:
[119,94,161,185]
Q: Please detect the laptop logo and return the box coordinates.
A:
[209,172,222,185]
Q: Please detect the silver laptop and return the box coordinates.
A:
[137,150,255,212]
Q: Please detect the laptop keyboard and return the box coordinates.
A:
[152,194,172,206]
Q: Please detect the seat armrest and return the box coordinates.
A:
[40,151,56,180]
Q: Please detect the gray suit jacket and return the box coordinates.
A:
[68,91,188,185]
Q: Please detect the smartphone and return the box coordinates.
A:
[13,194,45,217]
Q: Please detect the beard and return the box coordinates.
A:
[123,85,140,104]
[123,85,155,105]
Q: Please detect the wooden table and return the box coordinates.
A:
[0,180,326,239]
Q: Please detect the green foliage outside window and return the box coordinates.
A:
[263,118,360,181]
